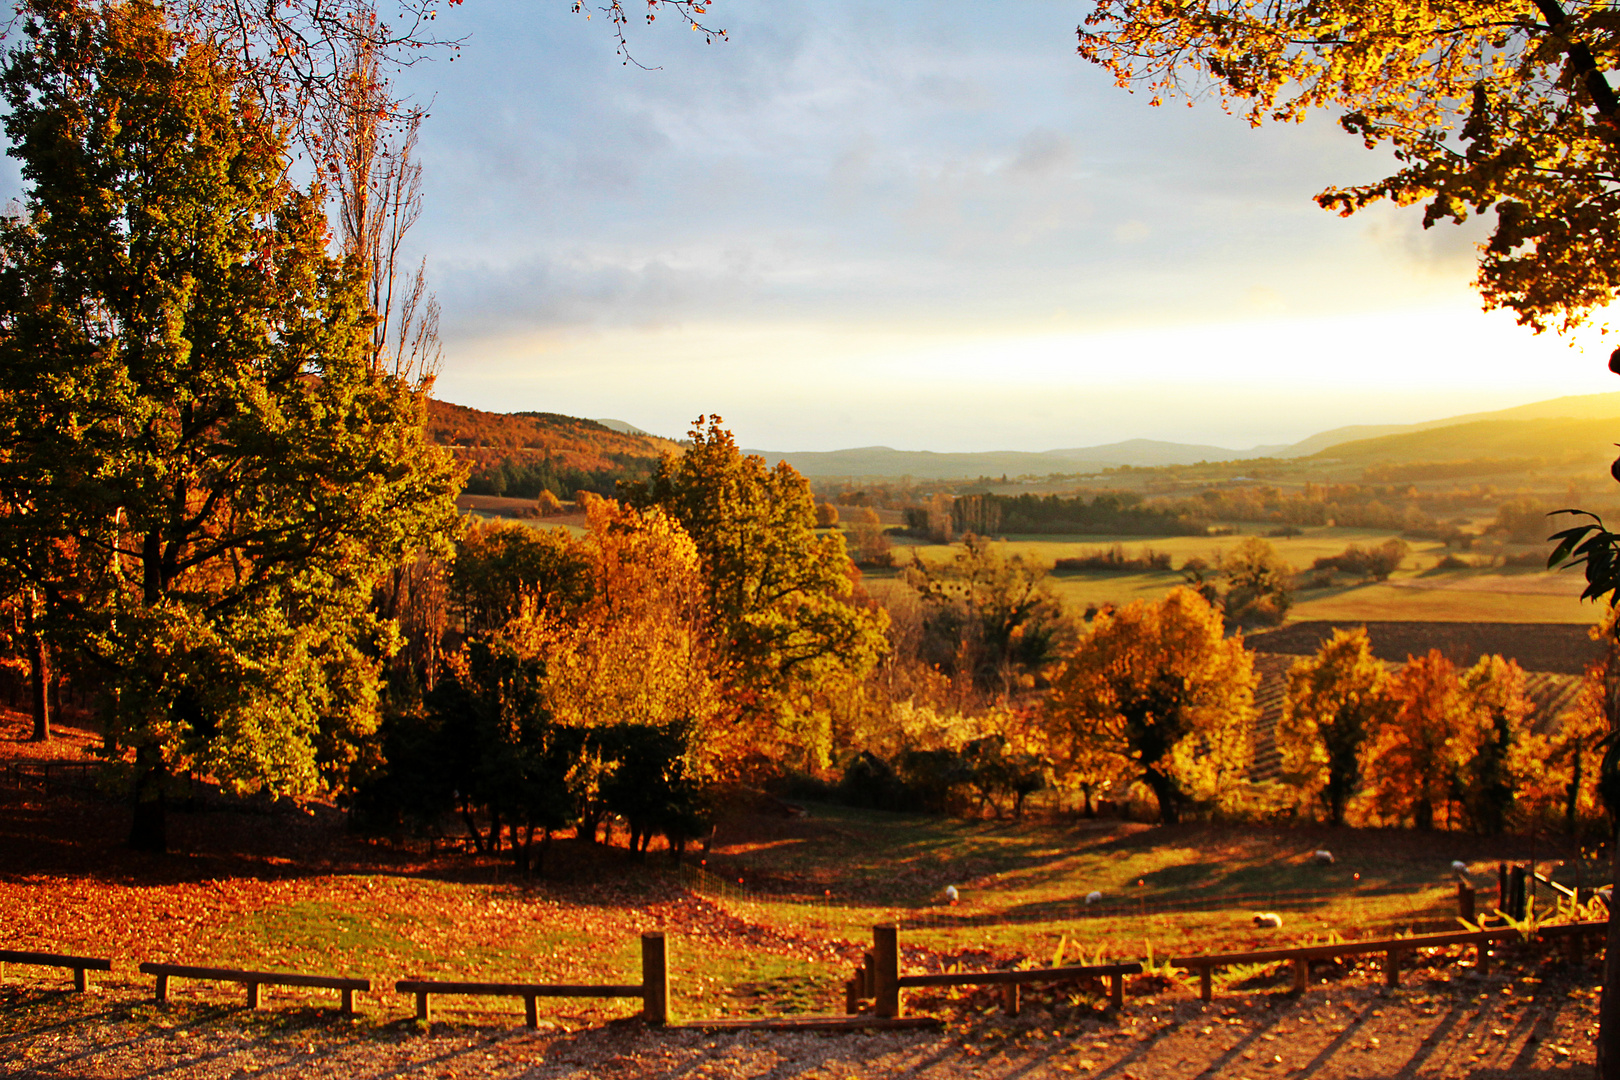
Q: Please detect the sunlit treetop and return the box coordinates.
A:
[1078,0,1620,333]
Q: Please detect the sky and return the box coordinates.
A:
[27,0,1620,453]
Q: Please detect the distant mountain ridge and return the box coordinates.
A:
[425,390,1620,485]
[746,391,1620,479]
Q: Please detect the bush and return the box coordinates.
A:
[1434,553,1472,570]
[1053,544,1172,572]
[1311,538,1409,581]
[839,751,914,810]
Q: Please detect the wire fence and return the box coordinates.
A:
[1,760,100,797]
[674,857,1479,950]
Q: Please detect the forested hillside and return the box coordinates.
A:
[426,400,682,498]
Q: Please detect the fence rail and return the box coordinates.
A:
[3,912,1610,1029]
[395,932,670,1027]
[138,962,370,1014]
[0,948,111,992]
[1171,927,1521,1001]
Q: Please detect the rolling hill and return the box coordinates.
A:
[746,391,1620,479]
[425,400,679,499]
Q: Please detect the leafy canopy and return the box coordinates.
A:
[626,416,887,767]
[0,0,460,844]
[1277,626,1391,826]
[1045,586,1256,823]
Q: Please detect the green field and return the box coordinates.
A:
[869,526,1603,624]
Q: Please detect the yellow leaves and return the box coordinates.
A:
[1045,587,1256,815]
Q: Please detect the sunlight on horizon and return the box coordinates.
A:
[436,297,1619,453]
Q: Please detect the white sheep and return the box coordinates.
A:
[944,885,959,904]
[1253,912,1284,929]
[1451,860,1469,873]
[1085,890,1103,905]
[1313,850,1334,865]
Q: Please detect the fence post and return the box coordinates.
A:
[1001,982,1021,1016]
[1509,865,1528,920]
[1498,863,1508,912]
[873,924,901,1018]
[414,990,430,1022]
[1458,883,1476,923]
[642,932,670,1026]
[1292,958,1309,994]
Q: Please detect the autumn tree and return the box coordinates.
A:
[905,534,1067,695]
[1460,654,1539,835]
[1276,627,1391,826]
[1543,660,1610,834]
[0,0,460,851]
[1219,537,1293,627]
[1077,0,1620,335]
[847,507,893,568]
[1046,587,1256,823]
[626,417,887,768]
[1362,651,1477,830]
[450,520,594,636]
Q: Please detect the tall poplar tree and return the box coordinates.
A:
[0,0,460,851]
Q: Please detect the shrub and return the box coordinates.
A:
[1053,544,1172,572]
[1311,538,1409,581]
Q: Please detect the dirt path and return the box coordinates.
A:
[2,964,1598,1078]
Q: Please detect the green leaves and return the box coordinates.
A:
[1546,508,1620,602]
[0,1,459,825]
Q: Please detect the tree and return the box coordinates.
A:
[1460,653,1538,835]
[0,0,460,851]
[1276,626,1391,826]
[1219,537,1293,627]
[450,520,594,636]
[1046,587,1256,823]
[626,417,887,768]
[904,534,1067,695]
[1363,651,1476,830]
[1077,0,1620,334]
[847,507,893,568]
[1543,659,1610,834]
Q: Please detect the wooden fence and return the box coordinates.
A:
[3,914,1611,1029]
[395,932,669,1027]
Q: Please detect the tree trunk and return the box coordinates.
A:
[128,747,168,852]
[26,616,50,743]
[1415,795,1434,831]
[1599,821,1620,1080]
[460,798,486,853]
[1142,768,1181,824]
